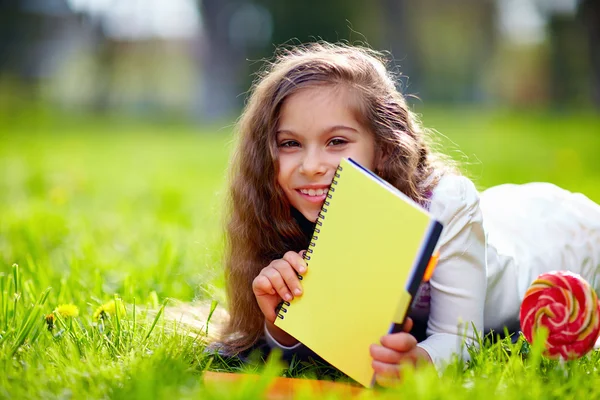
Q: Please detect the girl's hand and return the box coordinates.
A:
[252,250,307,323]
[370,317,432,386]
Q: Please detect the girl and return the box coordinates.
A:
[218,42,600,384]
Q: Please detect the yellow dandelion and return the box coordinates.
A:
[54,304,79,318]
[93,299,126,320]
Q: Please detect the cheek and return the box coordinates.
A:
[352,143,377,171]
[276,158,291,188]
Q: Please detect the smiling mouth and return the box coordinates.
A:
[298,188,329,197]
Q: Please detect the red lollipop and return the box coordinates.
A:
[520,271,600,360]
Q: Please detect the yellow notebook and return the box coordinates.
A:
[274,157,443,388]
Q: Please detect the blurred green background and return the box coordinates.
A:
[1,0,599,302]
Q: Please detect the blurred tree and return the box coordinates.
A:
[195,0,382,119]
[408,0,496,103]
[249,0,383,98]
[256,0,380,46]
[0,0,74,111]
[0,1,20,75]
[579,0,600,107]
[547,7,592,107]
[195,0,245,120]
[92,27,116,113]
[0,0,23,115]
[378,0,419,95]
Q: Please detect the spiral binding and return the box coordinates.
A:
[276,164,344,320]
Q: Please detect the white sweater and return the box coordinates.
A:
[265,175,600,370]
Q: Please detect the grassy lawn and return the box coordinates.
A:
[1,108,599,398]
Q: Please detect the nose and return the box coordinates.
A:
[299,148,327,176]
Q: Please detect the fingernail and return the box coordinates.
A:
[284,294,292,301]
[294,288,302,296]
[299,266,306,274]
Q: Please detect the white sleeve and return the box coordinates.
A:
[416,175,487,371]
[264,323,324,361]
[263,322,303,350]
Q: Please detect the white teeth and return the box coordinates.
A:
[300,188,327,196]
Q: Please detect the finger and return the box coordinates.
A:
[403,317,413,333]
[380,332,418,353]
[261,302,277,323]
[272,261,303,297]
[371,360,401,378]
[283,251,307,274]
[263,267,293,302]
[370,344,403,364]
[252,275,276,296]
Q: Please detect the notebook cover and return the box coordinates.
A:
[275,157,442,387]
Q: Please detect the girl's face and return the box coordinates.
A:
[276,85,377,222]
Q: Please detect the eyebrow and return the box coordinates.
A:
[276,125,359,136]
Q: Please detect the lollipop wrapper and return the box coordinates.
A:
[519,271,600,360]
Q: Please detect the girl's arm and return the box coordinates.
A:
[264,321,303,350]
[416,175,487,369]
[265,320,298,346]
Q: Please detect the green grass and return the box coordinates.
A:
[1,108,599,399]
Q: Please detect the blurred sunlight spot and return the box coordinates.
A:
[497,0,546,45]
[538,0,578,15]
[66,0,201,40]
[67,0,112,16]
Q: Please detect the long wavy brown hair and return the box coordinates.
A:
[220,42,456,354]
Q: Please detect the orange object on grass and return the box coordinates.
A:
[202,371,366,400]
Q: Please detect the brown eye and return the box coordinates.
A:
[279,140,300,148]
[328,138,347,146]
